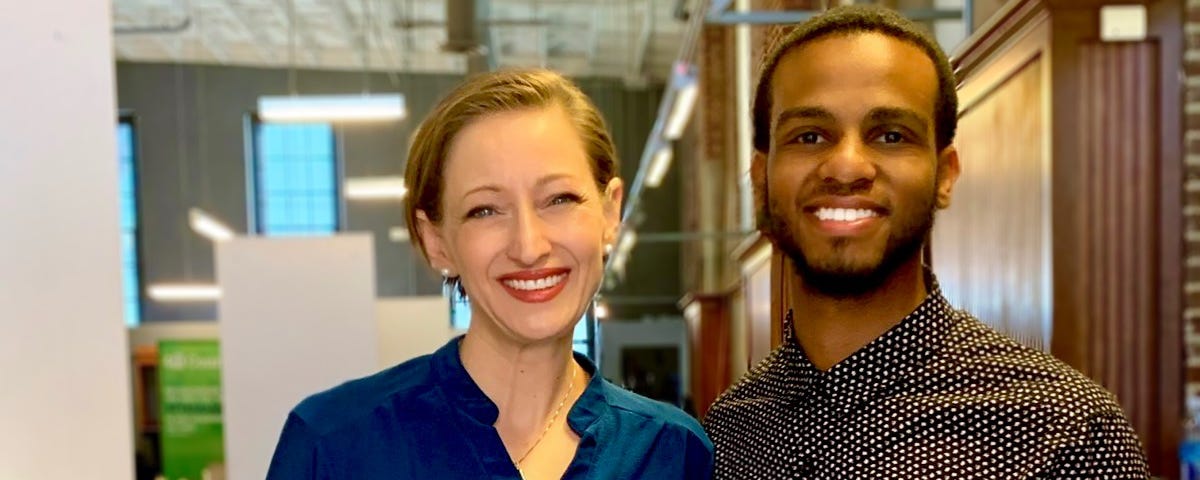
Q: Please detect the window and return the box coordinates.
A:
[117,118,142,326]
[251,122,339,235]
[449,288,598,360]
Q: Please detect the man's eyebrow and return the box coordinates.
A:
[866,107,929,127]
[775,107,836,126]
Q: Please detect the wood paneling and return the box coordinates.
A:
[936,56,1050,350]
[683,293,732,419]
[1076,39,1161,466]
[953,0,1183,475]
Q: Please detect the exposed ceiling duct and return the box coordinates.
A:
[443,0,492,73]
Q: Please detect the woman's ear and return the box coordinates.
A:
[602,178,625,245]
[416,210,453,275]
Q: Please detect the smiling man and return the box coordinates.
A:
[702,6,1148,479]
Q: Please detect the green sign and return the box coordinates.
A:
[158,340,224,480]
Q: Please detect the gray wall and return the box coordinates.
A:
[116,62,676,322]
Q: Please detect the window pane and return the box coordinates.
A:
[254,122,338,236]
[117,120,140,327]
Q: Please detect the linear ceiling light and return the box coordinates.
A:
[258,94,407,123]
[662,65,699,140]
[188,208,234,242]
[345,176,408,200]
[644,146,674,188]
[147,284,221,302]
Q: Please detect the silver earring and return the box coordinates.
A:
[604,244,614,255]
[440,268,450,278]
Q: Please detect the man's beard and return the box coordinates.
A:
[762,193,935,299]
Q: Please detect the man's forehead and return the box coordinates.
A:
[768,32,939,123]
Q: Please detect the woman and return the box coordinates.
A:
[267,68,713,479]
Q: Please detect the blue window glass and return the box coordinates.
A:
[117,119,141,327]
[253,122,339,235]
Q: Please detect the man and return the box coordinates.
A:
[703,6,1149,479]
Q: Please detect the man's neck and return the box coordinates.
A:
[791,258,928,371]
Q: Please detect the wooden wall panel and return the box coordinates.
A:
[935,57,1051,350]
[1075,40,1161,460]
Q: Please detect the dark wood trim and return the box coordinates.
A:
[1151,0,1184,473]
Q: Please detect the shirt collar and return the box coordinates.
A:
[778,271,960,408]
[430,335,609,432]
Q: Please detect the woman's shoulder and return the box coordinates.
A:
[290,353,440,436]
[598,379,708,442]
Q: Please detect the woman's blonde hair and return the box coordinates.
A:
[404,68,620,262]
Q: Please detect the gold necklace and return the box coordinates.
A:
[513,362,578,474]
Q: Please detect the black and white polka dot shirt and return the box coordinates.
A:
[703,280,1149,479]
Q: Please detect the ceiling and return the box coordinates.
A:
[112,0,690,83]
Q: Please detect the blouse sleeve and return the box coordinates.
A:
[266,411,322,480]
[682,424,715,480]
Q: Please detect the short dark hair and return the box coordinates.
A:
[752,5,958,153]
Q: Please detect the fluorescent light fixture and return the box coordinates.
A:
[345,176,408,200]
[644,146,674,188]
[594,301,609,319]
[258,94,407,123]
[662,81,698,140]
[147,283,221,302]
[189,208,234,242]
[616,230,637,255]
[388,227,411,243]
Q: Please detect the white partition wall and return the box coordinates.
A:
[0,1,135,478]
[217,235,378,480]
[377,296,457,369]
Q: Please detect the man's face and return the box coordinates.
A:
[754,32,959,297]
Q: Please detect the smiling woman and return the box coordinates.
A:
[265,68,713,480]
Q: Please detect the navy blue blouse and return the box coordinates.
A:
[267,337,714,479]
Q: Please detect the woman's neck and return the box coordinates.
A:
[459,323,579,432]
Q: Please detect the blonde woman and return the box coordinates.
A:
[267,68,713,480]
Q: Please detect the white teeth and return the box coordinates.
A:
[815,208,878,222]
[503,274,567,291]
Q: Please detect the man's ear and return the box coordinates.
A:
[935,145,961,210]
[416,210,454,275]
[751,150,768,228]
[602,178,625,245]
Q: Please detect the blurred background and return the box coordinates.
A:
[1,0,1190,478]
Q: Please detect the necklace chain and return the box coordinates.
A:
[513,362,578,472]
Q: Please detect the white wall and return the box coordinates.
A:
[0,1,135,478]
[217,235,378,480]
[377,297,459,369]
[599,318,688,394]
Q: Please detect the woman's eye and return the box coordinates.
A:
[549,193,582,206]
[465,206,496,219]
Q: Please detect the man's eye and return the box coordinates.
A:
[879,131,904,144]
[799,132,823,144]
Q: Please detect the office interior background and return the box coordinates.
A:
[1,0,1193,478]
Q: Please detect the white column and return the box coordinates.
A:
[0,1,135,479]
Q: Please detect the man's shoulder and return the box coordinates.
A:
[290,353,440,437]
[934,313,1127,418]
[705,345,796,422]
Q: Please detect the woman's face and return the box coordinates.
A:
[418,105,622,344]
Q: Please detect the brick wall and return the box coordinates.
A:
[1186,0,1200,399]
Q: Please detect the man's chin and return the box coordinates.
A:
[793,259,893,298]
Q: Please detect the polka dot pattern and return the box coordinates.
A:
[703,280,1149,479]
